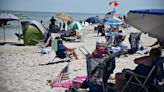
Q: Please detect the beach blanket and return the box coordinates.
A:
[49,75,87,89]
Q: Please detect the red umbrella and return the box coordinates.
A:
[109,1,119,7]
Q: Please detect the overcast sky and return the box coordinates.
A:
[0,0,164,14]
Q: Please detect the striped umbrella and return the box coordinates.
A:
[103,16,122,25]
[68,21,82,30]
[109,1,119,7]
[56,13,73,21]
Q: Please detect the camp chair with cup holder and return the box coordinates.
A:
[121,57,164,92]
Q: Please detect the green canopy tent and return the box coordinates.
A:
[21,20,47,46]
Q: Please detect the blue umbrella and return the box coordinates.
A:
[103,18,122,25]
[86,17,101,24]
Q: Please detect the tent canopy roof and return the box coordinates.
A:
[129,9,164,15]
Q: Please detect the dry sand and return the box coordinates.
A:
[0,25,159,92]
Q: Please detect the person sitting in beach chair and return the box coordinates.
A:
[60,29,81,42]
[115,48,162,91]
[51,37,78,61]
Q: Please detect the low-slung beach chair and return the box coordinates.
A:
[121,57,164,92]
[51,38,71,62]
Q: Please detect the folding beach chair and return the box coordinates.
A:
[51,38,71,62]
[37,36,51,48]
[121,57,164,92]
[79,46,123,92]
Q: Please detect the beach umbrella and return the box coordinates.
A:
[0,13,20,43]
[0,13,19,20]
[86,17,101,24]
[68,21,82,30]
[109,1,119,7]
[103,16,122,25]
[109,1,119,11]
[126,9,164,41]
[56,13,73,21]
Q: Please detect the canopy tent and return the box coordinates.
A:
[68,21,82,30]
[21,20,47,45]
[125,9,164,41]
[0,13,20,43]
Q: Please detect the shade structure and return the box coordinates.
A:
[21,20,46,45]
[109,1,119,7]
[0,13,20,43]
[86,17,101,24]
[56,13,73,21]
[103,16,122,25]
[0,13,19,20]
[68,21,82,30]
[125,9,164,41]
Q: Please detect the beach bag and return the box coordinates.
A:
[41,47,49,54]
[92,46,106,58]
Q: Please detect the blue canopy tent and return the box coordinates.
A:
[125,9,164,41]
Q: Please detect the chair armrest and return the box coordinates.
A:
[124,70,147,79]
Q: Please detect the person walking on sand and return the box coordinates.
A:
[49,16,57,33]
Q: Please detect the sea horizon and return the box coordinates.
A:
[0,9,125,39]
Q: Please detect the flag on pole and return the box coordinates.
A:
[52,64,69,83]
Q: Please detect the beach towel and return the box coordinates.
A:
[50,75,87,89]
[50,80,73,88]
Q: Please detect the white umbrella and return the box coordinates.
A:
[125,9,164,41]
[0,13,20,43]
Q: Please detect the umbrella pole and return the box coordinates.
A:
[18,21,21,43]
[3,25,5,43]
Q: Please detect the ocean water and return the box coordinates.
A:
[0,10,106,39]
[0,10,123,40]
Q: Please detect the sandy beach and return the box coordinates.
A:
[0,25,160,92]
